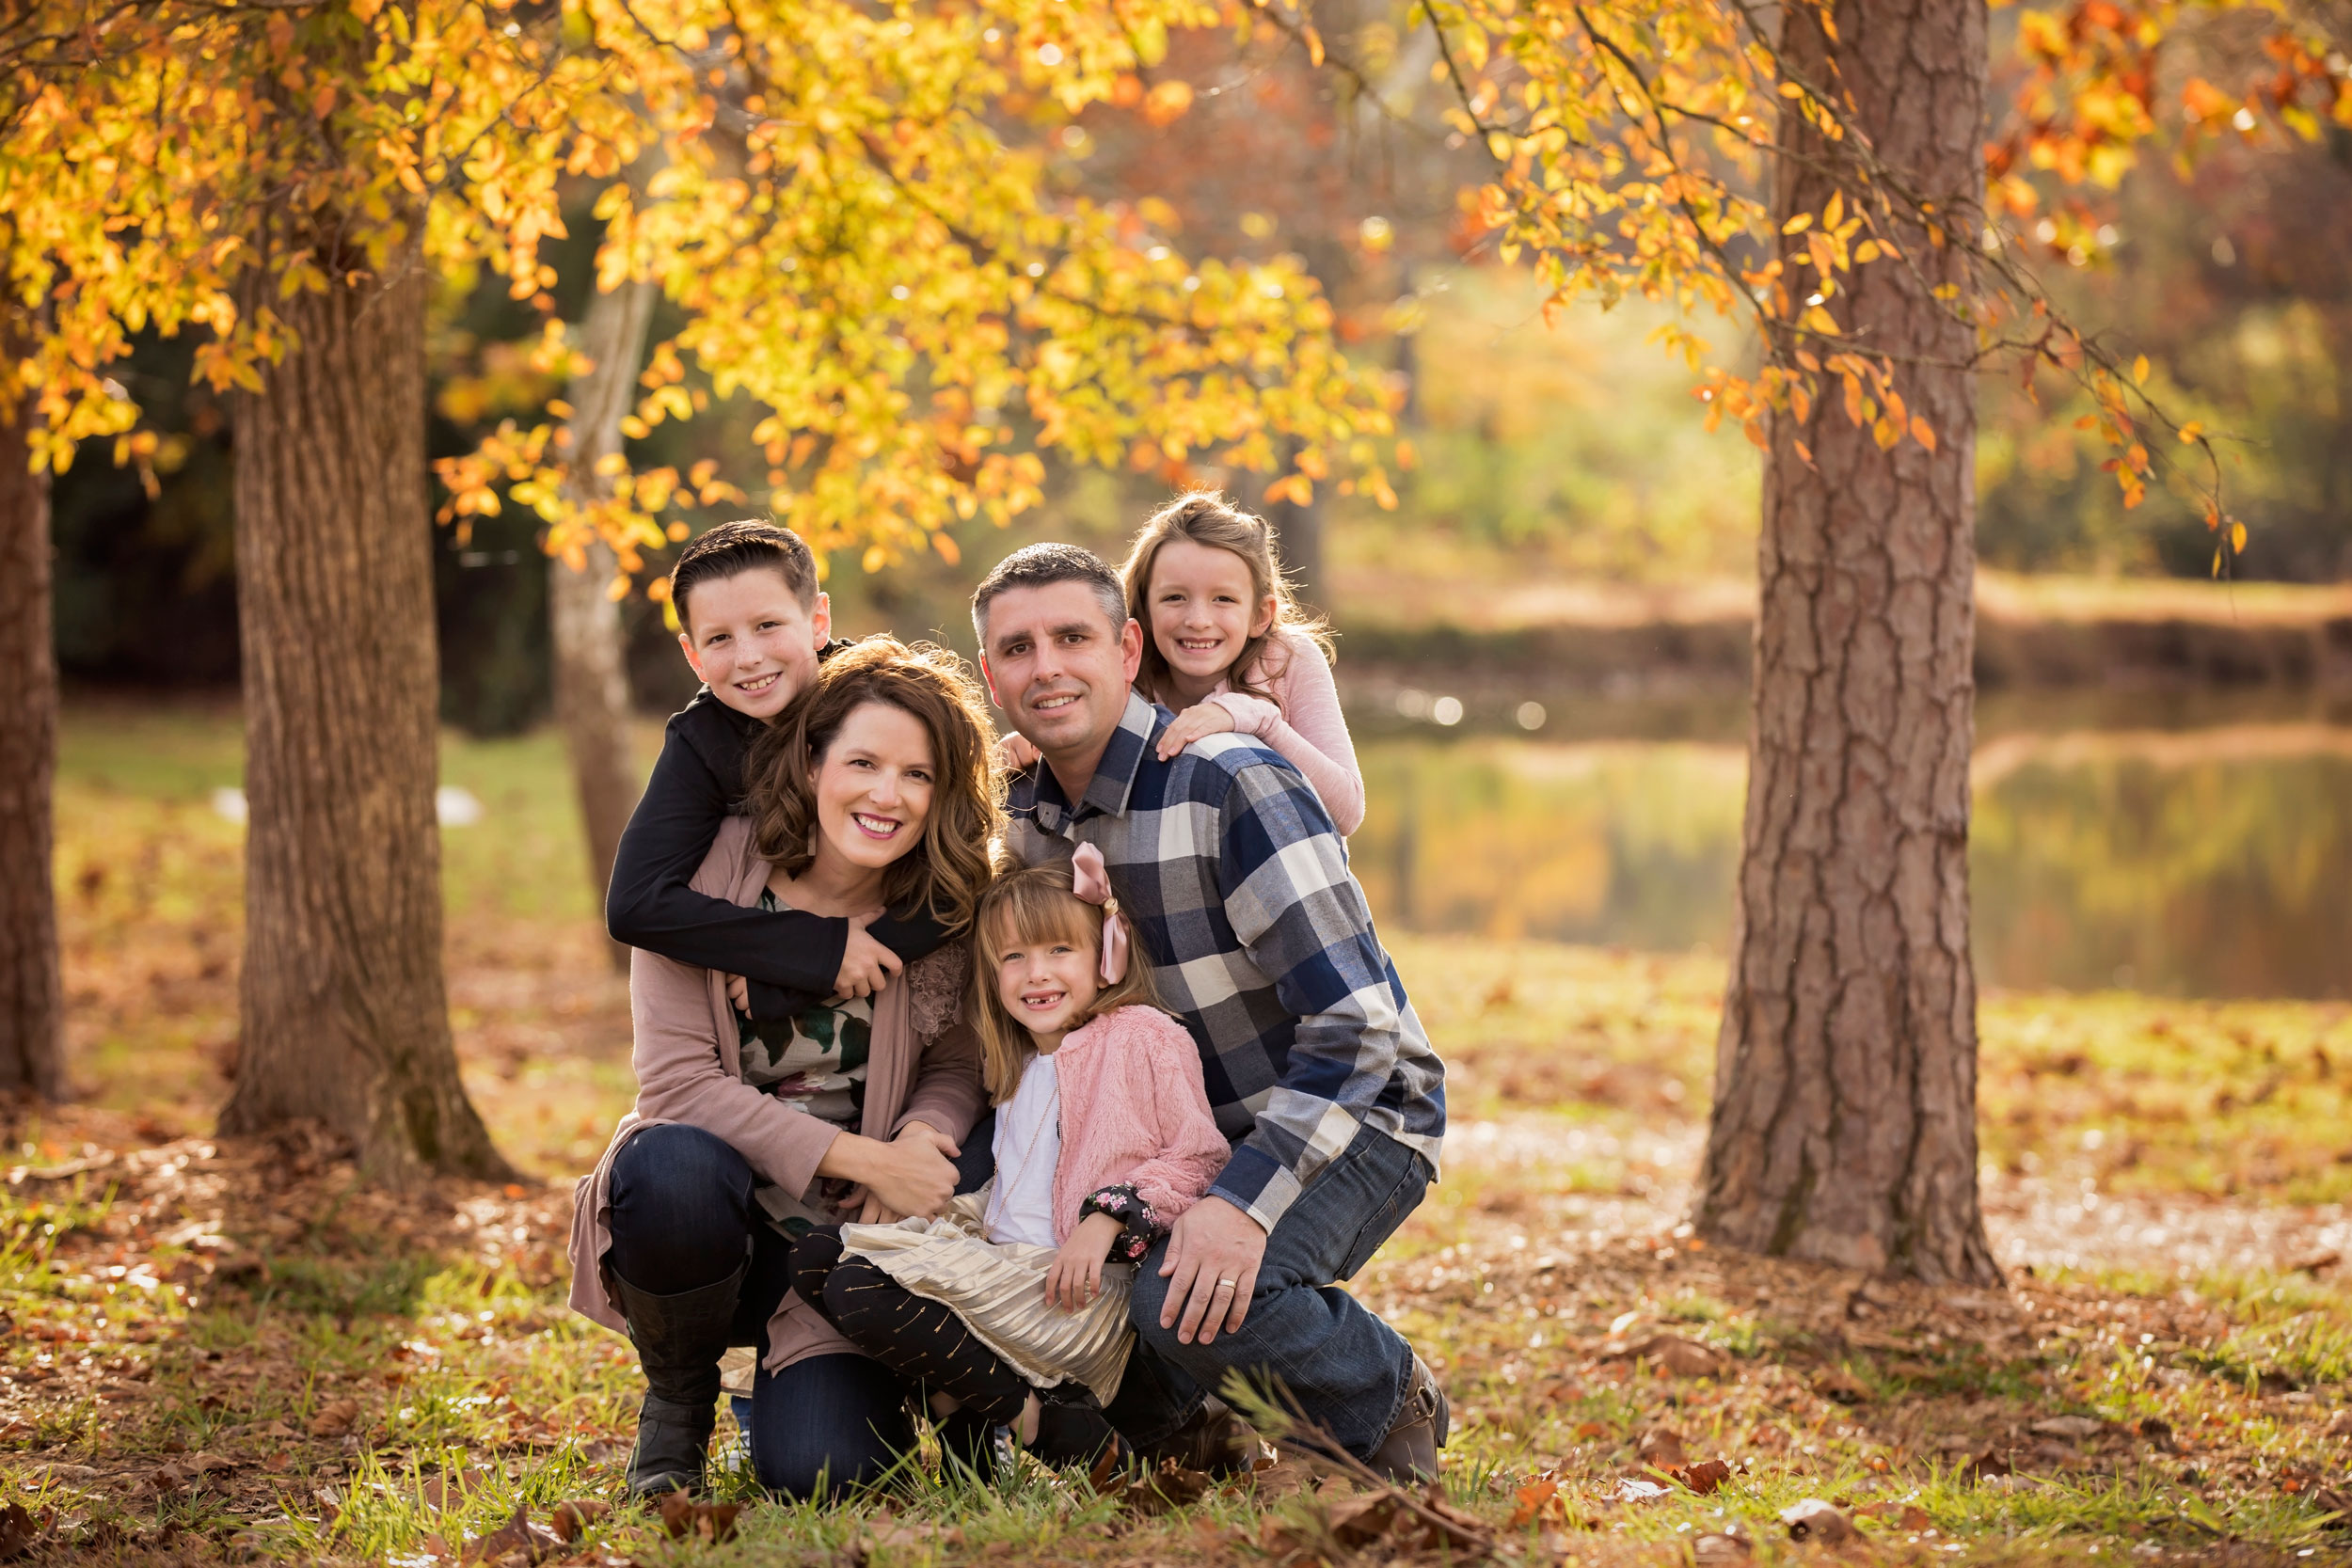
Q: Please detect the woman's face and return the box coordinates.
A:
[810,701,938,874]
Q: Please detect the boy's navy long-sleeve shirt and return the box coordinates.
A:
[603,677,948,1021]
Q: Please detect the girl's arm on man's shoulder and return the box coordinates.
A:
[1205,634,1365,835]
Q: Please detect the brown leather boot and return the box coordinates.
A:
[1367,1355,1449,1482]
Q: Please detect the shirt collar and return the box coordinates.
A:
[1028,690,1159,832]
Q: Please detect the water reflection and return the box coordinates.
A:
[1351,724,2352,999]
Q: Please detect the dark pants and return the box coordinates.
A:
[787,1227,1034,1427]
[606,1124,915,1499]
[1107,1125,1431,1459]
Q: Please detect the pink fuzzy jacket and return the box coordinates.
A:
[1042,1005,1232,1244]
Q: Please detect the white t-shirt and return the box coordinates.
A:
[984,1053,1062,1248]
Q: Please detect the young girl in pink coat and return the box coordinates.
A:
[1120,491,1364,835]
[787,848,1229,1470]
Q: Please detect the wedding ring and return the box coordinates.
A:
[1214,1278,1237,1291]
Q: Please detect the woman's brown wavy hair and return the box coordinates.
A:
[746,639,1001,937]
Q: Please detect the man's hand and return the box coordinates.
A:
[1044,1212,1124,1312]
[1153,702,1237,761]
[1158,1196,1265,1345]
[724,973,750,1012]
[833,916,902,1002]
[857,1194,904,1226]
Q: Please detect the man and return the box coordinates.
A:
[971,542,1449,1479]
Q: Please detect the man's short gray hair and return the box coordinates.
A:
[970,543,1129,644]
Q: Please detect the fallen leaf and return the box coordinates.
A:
[308,1397,361,1438]
[2327,1410,2352,1440]
[549,1501,610,1544]
[2292,1248,2341,1275]
[462,1503,563,1564]
[1637,1426,1688,1470]
[146,1452,233,1492]
[1085,1445,1126,1497]
[1606,1477,1672,1504]
[1781,1497,1856,1544]
[1673,1458,1734,1496]
[1510,1478,1559,1526]
[2029,1415,2104,1441]
[657,1493,742,1544]
[1693,1530,1753,1562]
[1614,1334,1725,1378]
[0,1504,46,1563]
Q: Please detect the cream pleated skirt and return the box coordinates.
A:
[836,1192,1136,1405]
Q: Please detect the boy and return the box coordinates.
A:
[606,520,948,1019]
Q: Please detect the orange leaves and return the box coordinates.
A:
[1142,79,1195,125]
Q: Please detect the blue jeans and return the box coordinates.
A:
[605,1123,915,1498]
[1110,1124,1431,1459]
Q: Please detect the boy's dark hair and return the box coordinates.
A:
[969,543,1127,644]
[670,520,819,625]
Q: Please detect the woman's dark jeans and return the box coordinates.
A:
[606,1123,915,1498]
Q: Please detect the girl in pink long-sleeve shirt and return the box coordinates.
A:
[1117,491,1366,835]
[789,850,1229,1472]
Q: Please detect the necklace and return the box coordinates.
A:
[982,1056,1062,1240]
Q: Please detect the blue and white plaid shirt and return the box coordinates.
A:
[1006,691,1445,1230]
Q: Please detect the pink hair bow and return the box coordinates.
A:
[1070,842,1131,986]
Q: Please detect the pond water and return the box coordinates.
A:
[1347,693,2352,1000]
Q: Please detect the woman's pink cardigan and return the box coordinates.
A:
[1044,1005,1232,1245]
[1201,627,1365,835]
[567,816,984,1374]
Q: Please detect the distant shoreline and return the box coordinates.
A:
[1331,570,2352,722]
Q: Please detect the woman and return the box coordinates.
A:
[568,638,999,1499]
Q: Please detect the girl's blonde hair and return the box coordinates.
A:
[968,860,1165,1103]
[746,638,1001,937]
[1118,491,1334,708]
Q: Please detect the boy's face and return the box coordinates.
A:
[677,568,831,721]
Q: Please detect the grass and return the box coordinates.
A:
[8,701,2352,1564]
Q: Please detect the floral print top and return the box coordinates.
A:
[1077,1184,1163,1263]
[736,885,872,1232]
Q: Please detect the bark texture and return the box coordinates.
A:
[0,322,63,1101]
[1694,0,2000,1284]
[549,278,658,971]
[218,236,509,1181]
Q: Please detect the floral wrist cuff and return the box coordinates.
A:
[1078,1184,1163,1263]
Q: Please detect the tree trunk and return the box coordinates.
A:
[1267,452,1327,614]
[550,278,658,971]
[0,312,64,1101]
[218,233,510,1182]
[1693,0,1999,1284]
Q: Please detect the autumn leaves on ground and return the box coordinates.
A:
[8,708,2352,1565]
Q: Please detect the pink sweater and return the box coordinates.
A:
[1201,627,1365,835]
[1045,1005,1232,1245]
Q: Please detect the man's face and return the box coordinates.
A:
[677,568,831,721]
[978,581,1142,765]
